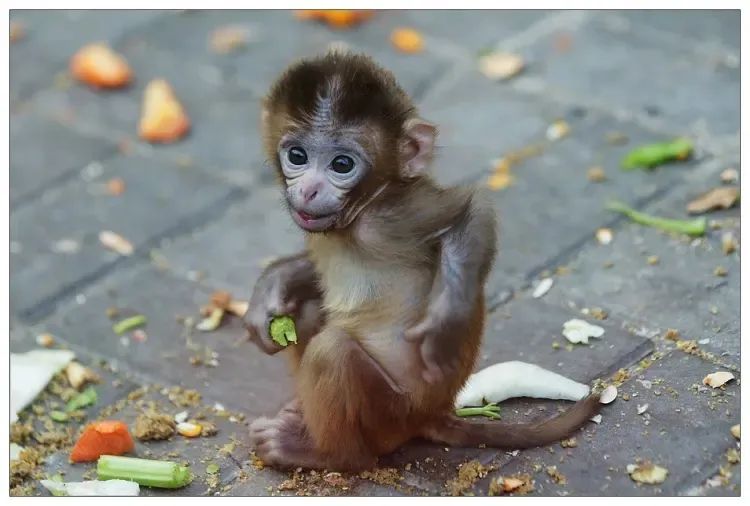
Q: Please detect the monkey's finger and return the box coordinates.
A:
[283,299,298,314]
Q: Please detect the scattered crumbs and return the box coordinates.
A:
[664,328,680,341]
[560,438,577,448]
[587,166,607,182]
[725,448,740,464]
[446,460,493,496]
[488,474,534,496]
[546,466,567,485]
[611,368,630,386]
[167,387,202,407]
[200,421,218,437]
[647,255,660,265]
[713,266,728,277]
[360,467,403,488]
[133,411,176,441]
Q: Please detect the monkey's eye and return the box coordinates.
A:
[287,147,308,165]
[330,155,355,174]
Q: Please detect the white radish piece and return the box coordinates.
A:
[11,349,75,422]
[455,361,590,408]
[599,385,618,404]
[41,479,139,497]
[532,278,554,298]
[562,319,605,344]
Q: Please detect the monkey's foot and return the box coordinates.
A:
[249,410,320,469]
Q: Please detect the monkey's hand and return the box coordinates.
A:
[245,255,323,355]
[404,293,471,384]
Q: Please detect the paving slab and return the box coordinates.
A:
[10,111,117,208]
[9,10,169,102]
[474,350,740,496]
[614,9,741,50]
[420,76,705,300]
[39,261,295,419]
[10,153,242,322]
[28,40,230,141]
[544,161,740,362]
[514,13,740,136]
[36,386,253,497]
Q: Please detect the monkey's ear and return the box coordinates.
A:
[260,102,270,129]
[400,118,437,178]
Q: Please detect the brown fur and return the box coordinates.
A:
[249,52,600,471]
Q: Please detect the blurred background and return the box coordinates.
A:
[9,10,741,497]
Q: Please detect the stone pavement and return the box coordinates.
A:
[9,9,740,496]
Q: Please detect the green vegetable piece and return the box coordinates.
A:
[621,138,693,170]
[606,200,707,237]
[455,402,502,419]
[112,315,147,335]
[97,455,193,489]
[49,410,69,423]
[206,463,219,475]
[65,386,98,412]
[270,316,298,347]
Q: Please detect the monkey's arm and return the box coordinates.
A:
[404,195,497,383]
[245,252,325,355]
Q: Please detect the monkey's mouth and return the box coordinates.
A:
[291,210,337,232]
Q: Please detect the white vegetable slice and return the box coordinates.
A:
[532,278,554,298]
[11,349,75,422]
[562,319,605,344]
[599,385,618,404]
[455,361,590,408]
[702,371,735,388]
[41,479,140,496]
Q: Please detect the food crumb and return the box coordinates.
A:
[560,437,577,448]
[587,166,607,182]
[546,465,567,485]
[446,460,492,496]
[488,474,534,495]
[133,411,176,441]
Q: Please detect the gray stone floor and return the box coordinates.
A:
[9,9,740,496]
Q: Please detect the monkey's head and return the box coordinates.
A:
[261,51,436,232]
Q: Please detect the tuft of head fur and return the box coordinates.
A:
[262,51,416,175]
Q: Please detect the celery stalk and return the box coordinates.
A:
[455,403,501,419]
[97,456,193,489]
[112,315,147,335]
[606,200,707,237]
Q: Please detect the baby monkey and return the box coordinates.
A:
[246,52,600,471]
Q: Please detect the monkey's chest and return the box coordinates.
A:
[318,255,430,319]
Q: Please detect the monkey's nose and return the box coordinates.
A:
[303,188,319,203]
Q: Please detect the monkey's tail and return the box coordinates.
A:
[422,394,601,450]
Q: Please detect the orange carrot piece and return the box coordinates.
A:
[70,43,132,89]
[70,420,135,463]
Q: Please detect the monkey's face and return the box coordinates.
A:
[278,131,370,232]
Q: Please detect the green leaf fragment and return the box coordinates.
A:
[606,200,707,237]
[97,455,193,489]
[49,410,69,422]
[455,402,502,419]
[65,386,98,412]
[206,463,220,475]
[270,316,298,347]
[621,138,693,170]
[113,315,147,335]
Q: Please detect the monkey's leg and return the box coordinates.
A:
[252,328,411,471]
